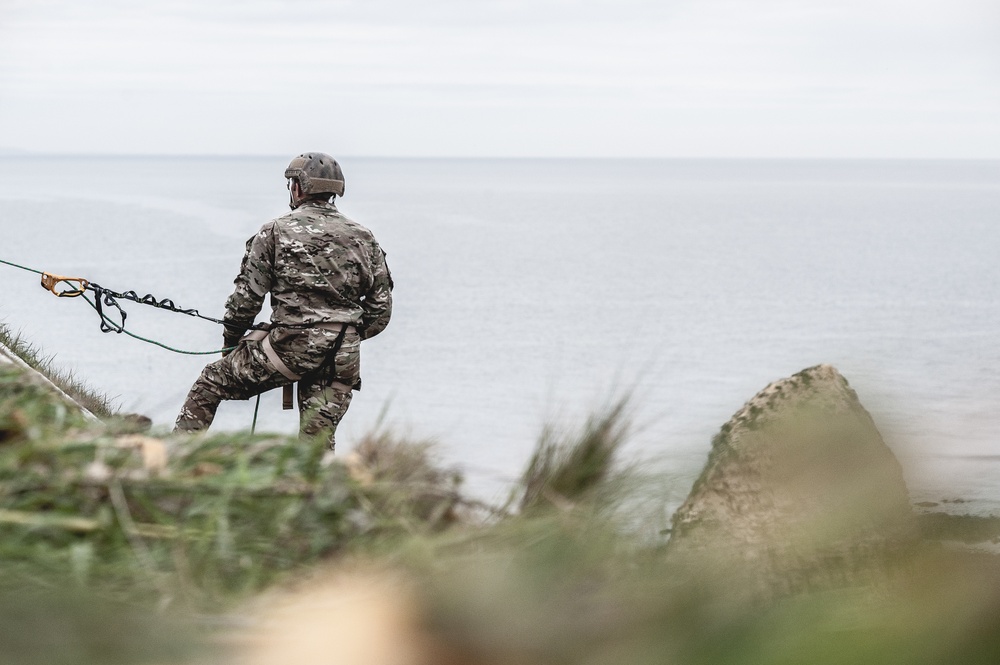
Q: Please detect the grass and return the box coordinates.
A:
[0,590,199,665]
[347,429,465,528]
[0,412,467,610]
[4,345,1000,664]
[0,320,117,418]
[513,399,632,514]
[917,512,1000,544]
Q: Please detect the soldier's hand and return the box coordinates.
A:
[221,320,252,357]
[222,333,242,357]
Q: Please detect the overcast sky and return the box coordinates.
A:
[1,0,998,157]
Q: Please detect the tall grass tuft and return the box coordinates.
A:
[348,430,464,529]
[515,398,632,513]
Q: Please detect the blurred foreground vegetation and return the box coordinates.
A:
[2,347,1000,664]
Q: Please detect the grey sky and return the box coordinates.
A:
[1,0,998,157]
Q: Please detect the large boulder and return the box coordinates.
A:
[669,365,914,598]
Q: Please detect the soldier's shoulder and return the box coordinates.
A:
[271,203,338,227]
[244,219,278,248]
[263,210,314,241]
[250,215,287,235]
[336,214,378,241]
[270,207,309,226]
[270,204,379,243]
[252,216,281,235]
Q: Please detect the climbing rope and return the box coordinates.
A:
[251,394,261,434]
[86,281,241,334]
[0,258,44,275]
[80,294,233,355]
[3,256,270,433]
[1,257,236,355]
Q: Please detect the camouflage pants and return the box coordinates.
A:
[174,326,361,450]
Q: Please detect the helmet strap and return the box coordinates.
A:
[288,178,304,210]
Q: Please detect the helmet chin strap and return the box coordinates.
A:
[287,179,302,210]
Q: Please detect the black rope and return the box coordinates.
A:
[1,256,281,358]
[85,282,243,335]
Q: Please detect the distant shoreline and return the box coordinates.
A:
[3,153,1000,162]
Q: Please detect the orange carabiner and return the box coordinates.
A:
[40,273,90,298]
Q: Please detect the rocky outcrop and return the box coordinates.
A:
[669,364,914,598]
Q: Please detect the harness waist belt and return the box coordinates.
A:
[261,335,301,381]
[245,323,355,385]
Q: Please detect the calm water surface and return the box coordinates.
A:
[0,157,997,509]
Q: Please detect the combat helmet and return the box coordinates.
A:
[284,152,345,197]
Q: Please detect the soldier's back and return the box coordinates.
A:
[269,201,379,326]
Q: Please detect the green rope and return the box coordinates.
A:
[1,255,234,356]
[251,394,261,434]
[0,257,44,275]
[80,294,234,356]
[4,254,258,431]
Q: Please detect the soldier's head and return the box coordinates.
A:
[284,152,345,210]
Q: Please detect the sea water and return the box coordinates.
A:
[0,156,997,510]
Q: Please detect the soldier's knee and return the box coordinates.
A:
[194,366,226,397]
[299,389,352,449]
[300,419,339,451]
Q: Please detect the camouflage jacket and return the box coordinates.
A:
[224,201,393,340]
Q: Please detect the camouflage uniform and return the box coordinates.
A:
[174,200,392,449]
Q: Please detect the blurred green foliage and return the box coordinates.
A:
[3,351,1000,665]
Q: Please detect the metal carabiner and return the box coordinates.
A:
[40,273,90,298]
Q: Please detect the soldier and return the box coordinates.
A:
[174,152,393,450]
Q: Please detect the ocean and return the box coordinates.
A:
[0,156,998,511]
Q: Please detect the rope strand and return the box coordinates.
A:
[0,257,44,275]
[80,294,234,356]
[1,256,235,356]
[86,282,242,330]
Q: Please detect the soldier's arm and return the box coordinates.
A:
[223,223,275,345]
[358,244,393,340]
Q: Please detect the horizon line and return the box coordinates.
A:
[2,152,1000,162]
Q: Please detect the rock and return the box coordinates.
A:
[669,364,914,599]
[119,413,153,433]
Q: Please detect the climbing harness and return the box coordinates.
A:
[246,322,352,411]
